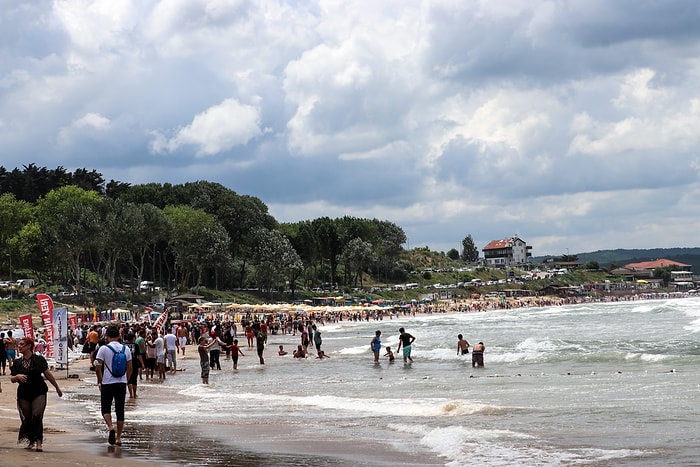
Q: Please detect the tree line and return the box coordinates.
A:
[0,165,408,297]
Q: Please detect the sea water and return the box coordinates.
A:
[66,297,700,466]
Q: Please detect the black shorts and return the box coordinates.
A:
[100,383,127,421]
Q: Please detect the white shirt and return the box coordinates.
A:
[154,336,165,357]
[96,341,132,385]
[164,333,177,352]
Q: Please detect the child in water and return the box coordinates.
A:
[384,346,395,363]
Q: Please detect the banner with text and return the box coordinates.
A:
[154,309,168,334]
[53,307,68,366]
[36,294,55,358]
[19,314,33,339]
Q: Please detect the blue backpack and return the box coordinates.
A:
[105,344,128,377]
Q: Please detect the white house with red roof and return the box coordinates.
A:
[482,236,532,268]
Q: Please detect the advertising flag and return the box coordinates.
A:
[36,294,55,358]
[68,313,78,330]
[19,314,33,339]
[53,307,68,366]
[154,309,168,333]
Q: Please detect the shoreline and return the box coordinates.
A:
[0,348,446,466]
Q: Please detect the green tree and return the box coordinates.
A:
[251,228,303,296]
[461,234,479,262]
[35,186,102,287]
[163,205,229,290]
[447,248,459,260]
[339,237,376,287]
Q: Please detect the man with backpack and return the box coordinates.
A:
[95,325,132,446]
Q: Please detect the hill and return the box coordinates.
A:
[535,247,700,271]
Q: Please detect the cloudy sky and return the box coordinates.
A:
[2,0,700,257]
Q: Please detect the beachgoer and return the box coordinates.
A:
[197,336,217,384]
[145,333,157,380]
[208,332,227,370]
[164,329,178,374]
[301,326,310,353]
[135,328,147,380]
[293,345,306,358]
[316,350,330,359]
[87,326,100,366]
[457,334,470,355]
[255,329,266,364]
[230,339,244,370]
[5,330,17,367]
[278,345,288,356]
[95,325,133,446]
[384,346,395,363]
[153,331,166,379]
[0,332,7,375]
[396,327,415,363]
[472,342,485,368]
[124,332,144,398]
[245,323,254,349]
[370,331,382,363]
[10,337,63,452]
[313,327,323,354]
[176,323,188,355]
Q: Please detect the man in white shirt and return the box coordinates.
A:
[95,325,132,446]
[164,330,178,374]
[153,331,166,379]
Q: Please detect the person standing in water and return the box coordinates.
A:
[472,342,485,368]
[370,330,382,363]
[457,334,470,356]
[396,327,415,363]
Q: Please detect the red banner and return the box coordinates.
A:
[37,294,55,358]
[19,314,33,339]
[154,309,168,334]
[69,313,78,330]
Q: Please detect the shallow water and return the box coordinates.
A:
[67,297,700,466]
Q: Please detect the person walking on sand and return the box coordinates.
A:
[10,337,63,452]
[396,327,416,363]
[457,334,470,356]
[176,323,189,355]
[370,330,382,363]
[0,332,7,375]
[95,325,133,446]
[5,330,17,367]
[472,342,485,368]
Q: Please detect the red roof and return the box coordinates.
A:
[624,258,690,269]
[483,237,520,250]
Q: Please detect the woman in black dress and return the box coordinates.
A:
[10,337,63,452]
[0,331,7,375]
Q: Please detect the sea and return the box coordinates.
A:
[62,297,700,466]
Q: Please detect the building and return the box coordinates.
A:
[482,236,532,268]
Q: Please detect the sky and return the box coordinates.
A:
[2,0,700,257]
